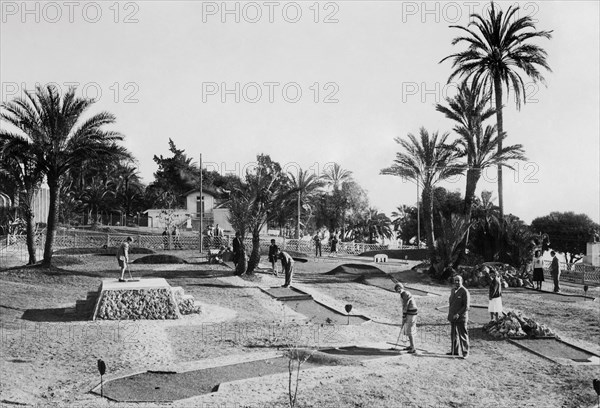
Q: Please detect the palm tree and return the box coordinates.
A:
[381,127,462,262]
[0,136,44,264]
[470,191,502,260]
[436,82,527,221]
[322,163,352,191]
[227,155,292,274]
[441,2,552,216]
[288,169,325,239]
[322,163,352,238]
[0,85,129,265]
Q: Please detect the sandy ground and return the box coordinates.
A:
[1,251,599,408]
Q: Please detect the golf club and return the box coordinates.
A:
[392,324,405,350]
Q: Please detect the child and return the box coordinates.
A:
[268,239,279,276]
[116,237,133,282]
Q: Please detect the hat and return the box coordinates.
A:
[394,283,404,292]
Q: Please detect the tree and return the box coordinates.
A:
[531,212,600,265]
[436,82,526,221]
[288,168,325,239]
[149,139,199,209]
[0,85,129,265]
[0,137,44,264]
[435,213,472,279]
[441,2,552,217]
[469,190,502,261]
[227,154,292,274]
[381,127,462,263]
[322,163,352,191]
[347,208,393,243]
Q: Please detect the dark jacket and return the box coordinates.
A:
[550,257,560,276]
[268,244,279,262]
[489,278,501,299]
[279,251,294,270]
[448,286,470,322]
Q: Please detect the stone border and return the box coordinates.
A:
[507,337,600,366]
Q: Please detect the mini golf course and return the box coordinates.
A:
[262,286,370,325]
[95,346,403,402]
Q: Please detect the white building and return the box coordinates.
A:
[144,187,233,233]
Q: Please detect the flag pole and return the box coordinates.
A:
[199,153,203,254]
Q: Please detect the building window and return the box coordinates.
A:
[196,196,204,217]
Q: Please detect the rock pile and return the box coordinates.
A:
[483,311,556,339]
[457,263,533,288]
[172,287,202,315]
[95,287,201,320]
[96,288,180,320]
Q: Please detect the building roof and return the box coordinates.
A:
[184,186,230,199]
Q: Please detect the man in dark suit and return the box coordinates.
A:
[232,231,242,266]
[448,275,470,358]
[278,250,295,288]
[550,251,561,293]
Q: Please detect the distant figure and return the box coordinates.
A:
[215,224,223,237]
[532,250,544,290]
[162,228,169,250]
[487,268,502,321]
[313,233,322,257]
[395,283,418,353]
[278,250,295,288]
[268,239,279,276]
[172,226,182,249]
[116,237,133,282]
[550,251,561,293]
[448,275,470,358]
[232,232,243,268]
[330,233,338,255]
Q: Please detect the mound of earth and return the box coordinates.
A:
[325,264,387,278]
[48,256,85,266]
[132,255,187,264]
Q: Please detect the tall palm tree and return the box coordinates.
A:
[441,2,552,216]
[0,85,128,265]
[322,163,352,191]
[288,169,325,239]
[0,137,44,264]
[381,127,462,262]
[436,82,527,222]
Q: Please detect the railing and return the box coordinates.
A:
[1,230,411,269]
[543,260,600,285]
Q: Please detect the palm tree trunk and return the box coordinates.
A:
[296,192,301,239]
[493,75,504,218]
[43,178,59,266]
[23,196,37,265]
[452,168,481,268]
[464,168,482,222]
[246,228,261,274]
[421,185,436,264]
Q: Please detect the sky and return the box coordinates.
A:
[1,0,599,224]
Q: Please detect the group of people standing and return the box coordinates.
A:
[268,239,295,287]
[394,275,472,358]
[162,225,182,250]
[532,250,561,292]
[313,232,338,257]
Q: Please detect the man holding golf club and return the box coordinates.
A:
[394,283,418,353]
[116,236,133,282]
